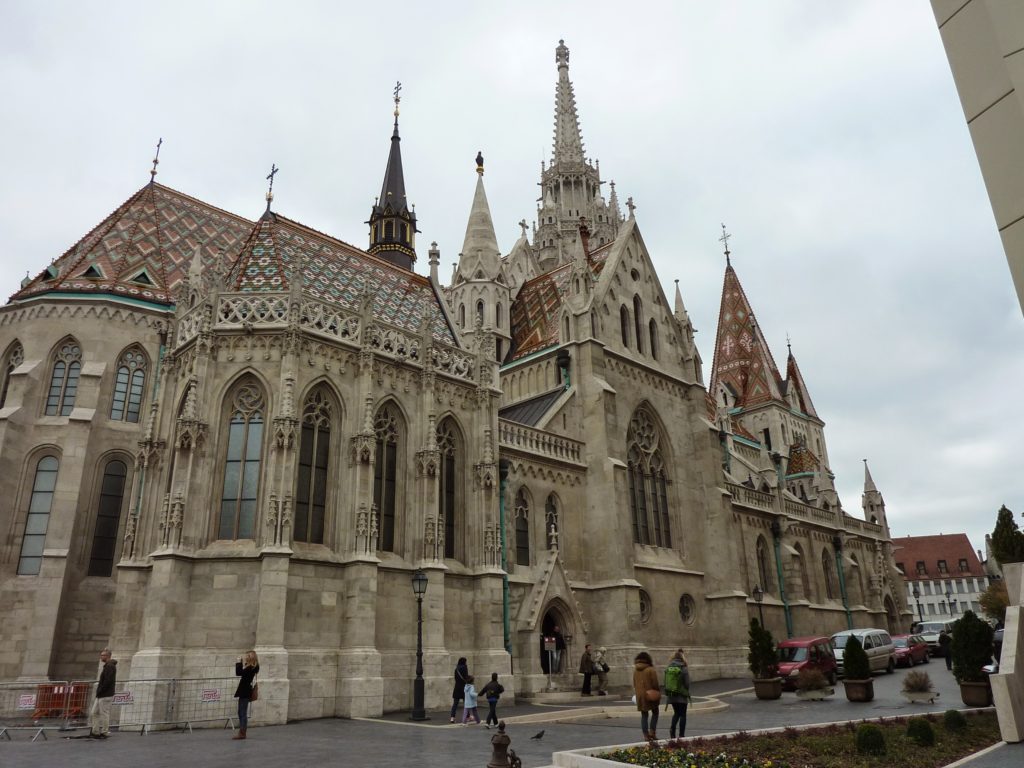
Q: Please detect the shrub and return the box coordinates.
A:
[944,709,968,732]
[901,670,934,693]
[855,723,886,755]
[795,667,829,691]
[979,579,1008,624]
[843,635,871,680]
[747,618,778,679]
[991,505,1024,565]
[906,717,935,746]
[951,610,995,683]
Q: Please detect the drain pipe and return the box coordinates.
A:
[834,534,853,629]
[770,519,794,638]
[499,458,512,655]
[556,349,570,390]
[127,324,168,558]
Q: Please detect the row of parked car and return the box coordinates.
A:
[777,628,930,690]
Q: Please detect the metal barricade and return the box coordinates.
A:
[162,678,239,733]
[0,680,71,741]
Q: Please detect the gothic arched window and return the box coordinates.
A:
[88,459,128,576]
[822,548,837,600]
[633,295,644,354]
[476,300,485,326]
[459,304,466,328]
[18,456,59,575]
[110,347,147,423]
[437,418,460,559]
[0,340,24,408]
[620,305,630,348]
[545,494,560,550]
[295,388,332,545]
[514,488,530,566]
[627,407,672,548]
[649,319,659,361]
[756,535,774,593]
[218,381,265,540]
[793,542,811,601]
[374,402,403,553]
[495,303,503,329]
[45,338,82,416]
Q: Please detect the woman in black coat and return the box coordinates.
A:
[233,649,259,739]
[449,657,469,723]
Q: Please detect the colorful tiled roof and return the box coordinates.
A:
[11,182,253,306]
[508,242,610,361]
[786,442,820,474]
[226,211,457,346]
[893,534,987,580]
[709,264,785,408]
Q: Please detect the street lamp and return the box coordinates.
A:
[945,588,956,618]
[411,569,428,721]
[752,584,765,627]
[911,583,923,624]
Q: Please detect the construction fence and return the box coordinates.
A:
[0,677,249,740]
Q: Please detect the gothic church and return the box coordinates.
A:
[0,41,908,719]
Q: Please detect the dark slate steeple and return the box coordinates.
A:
[368,81,418,270]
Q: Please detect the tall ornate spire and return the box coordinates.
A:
[552,39,585,165]
[458,151,501,280]
[368,81,418,270]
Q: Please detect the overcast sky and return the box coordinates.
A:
[2,1,1022,560]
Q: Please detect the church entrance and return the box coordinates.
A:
[539,604,573,675]
[883,595,899,634]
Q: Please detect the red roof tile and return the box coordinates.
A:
[892,534,987,580]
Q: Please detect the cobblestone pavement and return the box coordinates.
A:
[1,667,1016,768]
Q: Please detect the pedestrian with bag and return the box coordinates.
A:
[233,649,259,740]
[479,672,505,728]
[632,650,660,741]
[592,645,609,695]
[449,656,470,723]
[89,648,117,739]
[663,649,692,739]
[579,643,594,695]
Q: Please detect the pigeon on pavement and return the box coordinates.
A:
[530,730,545,740]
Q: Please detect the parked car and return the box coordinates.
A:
[917,620,955,657]
[892,634,930,667]
[831,628,896,676]
[777,636,838,690]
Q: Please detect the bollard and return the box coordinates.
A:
[488,720,511,768]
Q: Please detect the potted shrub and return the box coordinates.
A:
[951,610,995,707]
[748,618,781,700]
[794,667,834,701]
[841,635,874,702]
[901,669,939,704]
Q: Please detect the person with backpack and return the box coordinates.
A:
[663,649,692,739]
[479,672,505,728]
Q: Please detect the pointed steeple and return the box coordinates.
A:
[861,459,888,533]
[784,344,819,418]
[552,39,585,165]
[457,152,502,280]
[708,258,785,409]
[673,279,691,327]
[368,81,418,270]
[863,459,878,494]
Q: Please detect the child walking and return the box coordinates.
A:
[479,672,505,728]
[461,675,481,724]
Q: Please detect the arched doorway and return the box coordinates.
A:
[883,594,899,634]
[540,603,574,674]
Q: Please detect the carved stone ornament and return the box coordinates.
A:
[475,462,496,490]
[176,418,208,451]
[351,433,375,465]
[274,417,298,449]
[417,449,440,477]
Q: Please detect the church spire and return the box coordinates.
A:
[368,81,418,270]
[552,39,585,165]
[863,459,878,494]
[457,151,502,280]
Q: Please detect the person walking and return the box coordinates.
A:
[232,649,259,740]
[89,648,117,739]
[592,646,609,695]
[449,657,469,723]
[579,643,594,695]
[632,651,660,741]
[461,675,481,724]
[479,672,505,728]
[939,630,953,671]
[664,649,692,739]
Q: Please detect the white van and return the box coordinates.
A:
[917,620,955,657]
[831,629,896,676]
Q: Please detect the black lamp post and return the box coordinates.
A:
[752,584,765,627]
[411,569,428,721]
[912,583,923,624]
[945,588,955,618]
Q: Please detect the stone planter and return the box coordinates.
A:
[959,680,993,707]
[842,678,874,702]
[901,690,939,704]
[796,687,834,701]
[752,677,783,700]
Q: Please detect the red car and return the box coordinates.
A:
[893,634,930,667]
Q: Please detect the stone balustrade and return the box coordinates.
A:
[498,420,585,466]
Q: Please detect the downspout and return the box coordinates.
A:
[833,535,853,629]
[129,323,168,558]
[499,458,512,655]
[556,349,571,390]
[770,519,794,638]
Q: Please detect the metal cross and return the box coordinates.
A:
[719,223,732,265]
[265,164,279,206]
[150,138,163,181]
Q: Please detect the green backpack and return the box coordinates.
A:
[664,664,688,697]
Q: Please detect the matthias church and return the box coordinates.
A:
[0,41,908,718]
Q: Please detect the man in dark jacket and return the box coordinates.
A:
[90,648,117,738]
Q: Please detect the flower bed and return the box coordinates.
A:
[597,710,999,768]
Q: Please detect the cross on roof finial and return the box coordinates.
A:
[719,223,732,266]
[150,138,163,182]
[786,332,792,355]
[393,80,402,121]
[626,196,636,218]
[265,163,279,210]
[519,219,528,238]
